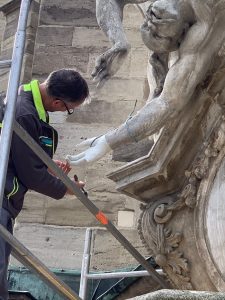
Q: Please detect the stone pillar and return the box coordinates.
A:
[0,0,40,93]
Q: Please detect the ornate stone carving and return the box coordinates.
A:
[138,197,192,289]
[137,117,225,290]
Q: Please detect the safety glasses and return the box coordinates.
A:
[60,100,74,115]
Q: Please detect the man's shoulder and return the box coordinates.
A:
[16,89,38,120]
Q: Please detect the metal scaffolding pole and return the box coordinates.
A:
[13,121,169,289]
[0,0,31,209]
[86,270,163,279]
[79,228,164,299]
[0,224,81,300]
[79,229,92,300]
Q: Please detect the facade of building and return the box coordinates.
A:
[0,0,150,273]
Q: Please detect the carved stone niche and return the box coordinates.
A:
[108,53,225,290]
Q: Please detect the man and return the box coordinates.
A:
[0,68,89,299]
[67,0,225,165]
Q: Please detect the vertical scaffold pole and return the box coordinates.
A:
[0,0,31,209]
[79,228,92,300]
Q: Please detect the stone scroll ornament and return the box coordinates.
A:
[137,118,225,289]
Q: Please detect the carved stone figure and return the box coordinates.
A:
[67,0,225,165]
[67,0,225,291]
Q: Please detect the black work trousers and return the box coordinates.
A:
[0,208,13,300]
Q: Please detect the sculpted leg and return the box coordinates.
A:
[92,0,148,85]
[92,0,129,85]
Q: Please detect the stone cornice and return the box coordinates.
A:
[0,0,21,15]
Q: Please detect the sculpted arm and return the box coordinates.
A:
[67,1,225,165]
[181,0,213,52]
[66,46,210,166]
[106,1,222,148]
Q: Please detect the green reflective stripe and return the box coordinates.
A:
[7,177,19,199]
[0,123,2,128]
[23,80,47,122]
[23,83,31,92]
[7,177,16,199]
[13,177,19,196]
[30,80,47,122]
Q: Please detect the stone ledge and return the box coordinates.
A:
[129,290,225,300]
[0,0,20,15]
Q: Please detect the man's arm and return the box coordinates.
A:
[11,115,67,199]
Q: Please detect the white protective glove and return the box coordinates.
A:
[66,135,111,166]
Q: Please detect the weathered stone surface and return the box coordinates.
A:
[90,228,147,271]
[128,290,225,300]
[123,4,145,29]
[0,12,5,53]
[2,9,19,41]
[0,0,40,92]
[11,224,147,272]
[36,26,74,46]
[16,191,47,224]
[72,27,109,49]
[1,35,14,58]
[130,49,149,78]
[33,46,89,76]
[95,78,146,102]
[39,0,98,27]
[0,70,9,90]
[68,98,145,125]
[11,223,87,270]
[112,138,154,162]
[126,28,146,48]
[117,276,161,300]
[0,0,11,6]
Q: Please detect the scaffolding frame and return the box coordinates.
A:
[0,0,169,298]
[79,229,164,300]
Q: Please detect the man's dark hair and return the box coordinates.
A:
[45,69,89,103]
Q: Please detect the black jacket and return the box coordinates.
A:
[2,85,67,218]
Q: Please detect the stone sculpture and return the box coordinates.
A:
[67,0,225,292]
[67,0,225,165]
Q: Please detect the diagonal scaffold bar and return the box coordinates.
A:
[0,223,81,300]
[13,120,170,289]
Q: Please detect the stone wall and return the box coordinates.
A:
[0,1,7,53]
[0,0,151,272]
[0,12,5,53]
[0,0,40,90]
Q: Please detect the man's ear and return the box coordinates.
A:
[52,99,61,108]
